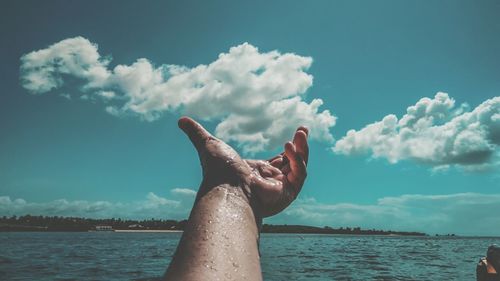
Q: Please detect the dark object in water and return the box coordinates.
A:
[488,245,500,269]
[477,245,500,281]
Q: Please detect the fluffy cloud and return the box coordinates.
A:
[20,37,336,154]
[270,193,500,236]
[0,190,195,219]
[170,188,197,197]
[334,92,500,170]
[20,37,110,93]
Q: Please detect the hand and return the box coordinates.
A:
[178,117,309,218]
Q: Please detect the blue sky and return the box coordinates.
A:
[1,0,499,235]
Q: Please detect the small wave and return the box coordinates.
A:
[367,265,390,271]
[132,277,162,281]
[365,260,383,266]
[427,263,456,269]
[302,267,341,273]
[372,274,397,281]
[85,266,107,274]
[0,256,12,264]
[127,270,144,275]
[276,254,295,258]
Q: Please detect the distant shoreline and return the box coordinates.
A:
[0,215,429,236]
[0,225,429,236]
[0,230,431,236]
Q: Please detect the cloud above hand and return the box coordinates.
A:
[334,92,500,170]
[20,37,336,154]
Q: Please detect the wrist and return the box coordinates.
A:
[195,182,262,231]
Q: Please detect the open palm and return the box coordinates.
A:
[245,126,308,217]
[178,117,309,218]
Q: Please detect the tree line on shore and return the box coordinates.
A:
[0,215,426,236]
[0,215,186,231]
[261,224,426,236]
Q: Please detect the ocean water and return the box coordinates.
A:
[0,232,498,280]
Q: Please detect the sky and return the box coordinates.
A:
[1,0,499,236]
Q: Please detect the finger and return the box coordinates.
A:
[297,126,309,136]
[280,156,290,173]
[267,164,283,176]
[267,152,285,163]
[178,116,213,153]
[269,157,283,168]
[258,163,282,178]
[284,141,307,194]
[281,164,291,175]
[293,129,309,165]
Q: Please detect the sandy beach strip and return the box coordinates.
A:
[114,229,183,233]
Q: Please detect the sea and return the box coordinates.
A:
[0,232,498,280]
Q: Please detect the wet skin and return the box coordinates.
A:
[164,117,309,281]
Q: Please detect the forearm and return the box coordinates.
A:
[164,184,262,281]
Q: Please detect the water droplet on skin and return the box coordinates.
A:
[208,220,212,224]
[232,262,239,268]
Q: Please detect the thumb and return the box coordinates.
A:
[178,116,213,153]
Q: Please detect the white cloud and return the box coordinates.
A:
[59,93,71,100]
[20,37,336,154]
[20,37,110,93]
[269,193,500,236]
[170,188,197,197]
[334,92,500,170]
[144,192,179,207]
[0,192,192,220]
